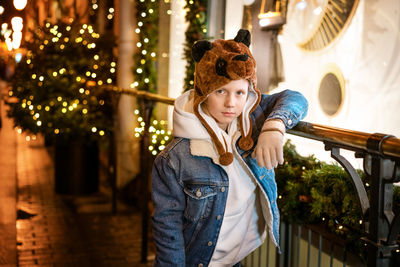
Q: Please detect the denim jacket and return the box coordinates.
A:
[151,90,308,267]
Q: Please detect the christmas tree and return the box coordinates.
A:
[7,20,116,143]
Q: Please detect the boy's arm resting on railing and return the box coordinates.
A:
[250,89,309,169]
[259,89,309,130]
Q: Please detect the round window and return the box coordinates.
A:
[318,72,344,116]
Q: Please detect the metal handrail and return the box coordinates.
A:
[288,121,400,159]
[109,87,400,158]
[107,86,175,105]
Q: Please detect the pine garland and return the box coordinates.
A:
[132,0,159,94]
[276,140,400,259]
[183,0,208,92]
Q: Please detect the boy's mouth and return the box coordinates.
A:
[222,112,235,117]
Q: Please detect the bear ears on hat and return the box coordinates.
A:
[191,29,251,63]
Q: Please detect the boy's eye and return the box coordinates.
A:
[237,90,246,95]
[216,89,225,94]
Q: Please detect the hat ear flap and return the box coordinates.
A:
[192,40,213,62]
[234,29,251,47]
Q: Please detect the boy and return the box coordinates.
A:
[151,29,308,266]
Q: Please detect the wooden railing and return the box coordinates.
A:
[108,87,400,267]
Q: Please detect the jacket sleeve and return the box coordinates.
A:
[258,89,308,130]
[151,154,186,267]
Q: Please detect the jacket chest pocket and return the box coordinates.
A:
[183,183,217,221]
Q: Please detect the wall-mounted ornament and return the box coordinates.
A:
[288,0,359,51]
[318,63,345,116]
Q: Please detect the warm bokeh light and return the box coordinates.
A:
[1,23,8,38]
[11,17,23,32]
[13,0,27,10]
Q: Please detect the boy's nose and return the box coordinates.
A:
[225,94,235,107]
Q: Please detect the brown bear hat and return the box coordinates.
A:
[191,29,261,166]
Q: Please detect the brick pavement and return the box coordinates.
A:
[0,82,17,267]
[12,119,155,266]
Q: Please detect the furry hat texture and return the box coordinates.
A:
[191,29,261,165]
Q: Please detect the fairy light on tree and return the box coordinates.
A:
[133,109,171,156]
[7,20,117,143]
[183,0,208,92]
[132,0,159,94]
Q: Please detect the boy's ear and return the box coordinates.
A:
[234,29,251,47]
[192,40,213,62]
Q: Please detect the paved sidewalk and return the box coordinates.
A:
[1,94,155,266]
[0,82,17,267]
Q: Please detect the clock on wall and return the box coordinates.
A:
[287,0,359,51]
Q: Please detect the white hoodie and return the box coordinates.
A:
[173,89,267,266]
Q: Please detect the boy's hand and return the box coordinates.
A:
[252,119,285,169]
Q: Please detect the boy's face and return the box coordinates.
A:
[203,79,249,131]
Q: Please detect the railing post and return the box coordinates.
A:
[110,128,117,214]
[363,134,399,266]
[110,90,120,215]
[140,98,154,263]
[324,133,400,266]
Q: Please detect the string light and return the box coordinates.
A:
[133,111,172,155]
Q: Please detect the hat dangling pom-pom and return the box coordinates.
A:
[238,136,254,151]
[219,152,234,166]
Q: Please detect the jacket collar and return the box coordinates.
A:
[190,139,221,165]
[190,129,242,166]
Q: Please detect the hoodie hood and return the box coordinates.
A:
[173,90,210,140]
[173,83,259,164]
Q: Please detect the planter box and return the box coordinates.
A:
[54,138,99,195]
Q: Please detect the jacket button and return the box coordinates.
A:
[198,264,204,267]
[288,119,293,125]
[216,215,221,220]
[207,241,213,246]
[220,187,225,192]
[196,189,202,197]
